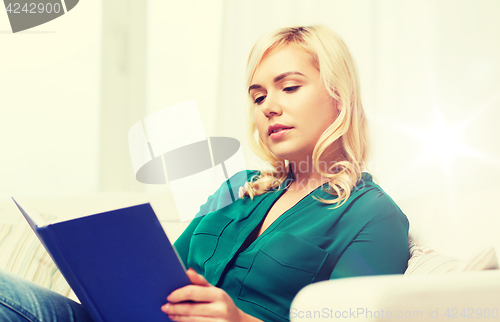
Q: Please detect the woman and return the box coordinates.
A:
[0,25,409,322]
[162,25,409,322]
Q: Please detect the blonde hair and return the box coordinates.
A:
[244,25,370,207]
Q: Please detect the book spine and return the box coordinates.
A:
[36,226,105,322]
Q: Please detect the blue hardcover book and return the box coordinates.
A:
[12,197,190,322]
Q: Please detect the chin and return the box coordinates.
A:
[269,151,308,164]
[266,142,311,162]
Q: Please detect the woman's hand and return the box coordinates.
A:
[161,268,261,322]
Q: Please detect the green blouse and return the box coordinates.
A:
[174,170,409,322]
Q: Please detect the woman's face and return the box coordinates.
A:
[249,45,340,163]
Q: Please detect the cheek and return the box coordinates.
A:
[324,107,337,124]
[318,97,337,121]
[311,103,337,134]
[253,111,267,139]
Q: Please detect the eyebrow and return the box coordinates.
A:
[248,71,305,93]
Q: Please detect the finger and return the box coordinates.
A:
[167,284,221,303]
[186,268,211,287]
[167,313,215,322]
[162,301,228,319]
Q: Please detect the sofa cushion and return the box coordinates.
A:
[405,239,498,275]
[0,213,73,297]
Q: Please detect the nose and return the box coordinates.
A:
[260,94,282,118]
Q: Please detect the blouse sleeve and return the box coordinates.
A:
[329,207,410,279]
[173,170,256,267]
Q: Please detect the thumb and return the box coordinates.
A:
[186,268,211,286]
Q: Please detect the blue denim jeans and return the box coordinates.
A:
[0,269,94,321]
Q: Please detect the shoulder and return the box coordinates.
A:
[345,172,409,227]
[195,169,259,218]
[351,173,400,210]
[225,169,260,195]
[228,169,260,188]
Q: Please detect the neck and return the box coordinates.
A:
[287,157,328,192]
[287,146,343,192]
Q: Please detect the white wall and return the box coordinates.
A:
[0,0,102,201]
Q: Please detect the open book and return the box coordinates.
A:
[12,197,190,322]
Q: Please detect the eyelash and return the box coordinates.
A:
[253,86,301,105]
[254,96,265,105]
[283,85,300,92]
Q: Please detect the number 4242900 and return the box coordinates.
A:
[5,2,62,14]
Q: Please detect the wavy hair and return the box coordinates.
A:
[244,25,370,208]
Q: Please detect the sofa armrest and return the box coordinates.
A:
[290,270,500,321]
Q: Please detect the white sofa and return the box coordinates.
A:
[1,188,499,321]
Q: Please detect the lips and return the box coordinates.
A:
[268,124,293,136]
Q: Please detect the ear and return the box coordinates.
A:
[335,100,342,112]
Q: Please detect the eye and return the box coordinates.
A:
[254,95,266,105]
[283,86,300,93]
